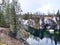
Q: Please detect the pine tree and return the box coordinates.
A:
[0,11,6,27]
[9,0,21,37]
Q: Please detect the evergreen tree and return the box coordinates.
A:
[9,0,21,37]
[0,11,6,27]
[56,10,60,30]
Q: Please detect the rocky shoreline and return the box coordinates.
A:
[0,27,29,45]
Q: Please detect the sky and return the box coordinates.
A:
[0,0,60,14]
[19,0,60,14]
[0,0,2,4]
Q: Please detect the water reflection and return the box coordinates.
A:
[27,36,56,45]
[26,27,60,45]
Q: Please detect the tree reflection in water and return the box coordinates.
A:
[27,27,60,45]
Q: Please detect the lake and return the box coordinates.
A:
[26,29,60,45]
[27,36,60,45]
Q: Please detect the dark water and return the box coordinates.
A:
[26,29,60,45]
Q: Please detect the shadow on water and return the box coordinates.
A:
[26,26,60,45]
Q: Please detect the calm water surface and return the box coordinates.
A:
[26,29,60,45]
[27,35,60,45]
[24,25,60,45]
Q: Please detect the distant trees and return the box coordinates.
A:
[56,10,60,18]
[1,0,60,38]
[23,13,30,20]
[57,10,60,15]
[56,10,60,30]
[56,10,60,21]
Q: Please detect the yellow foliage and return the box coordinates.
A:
[0,43,6,45]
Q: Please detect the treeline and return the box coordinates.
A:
[0,0,60,27]
[20,10,60,25]
[0,0,60,38]
[22,10,60,20]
